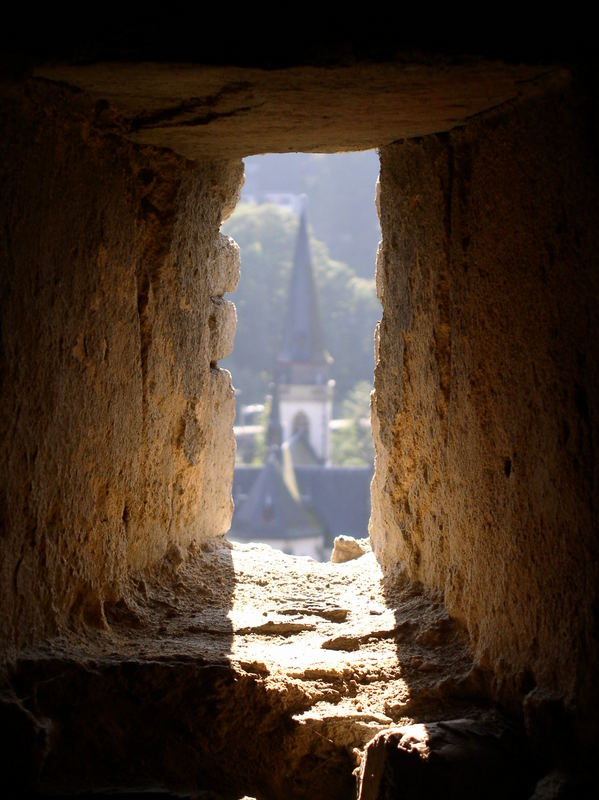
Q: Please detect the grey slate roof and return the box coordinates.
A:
[229,452,325,542]
[294,465,373,540]
[231,463,373,545]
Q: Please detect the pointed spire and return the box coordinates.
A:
[266,381,282,452]
[278,199,327,364]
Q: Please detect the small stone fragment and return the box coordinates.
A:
[208,297,237,362]
[164,542,184,571]
[331,535,368,563]
[321,635,361,652]
[237,620,316,636]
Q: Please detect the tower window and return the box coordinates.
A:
[292,411,310,437]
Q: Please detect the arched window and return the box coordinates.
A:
[292,411,310,438]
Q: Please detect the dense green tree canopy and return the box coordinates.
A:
[331,380,375,466]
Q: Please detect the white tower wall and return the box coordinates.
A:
[279,381,334,464]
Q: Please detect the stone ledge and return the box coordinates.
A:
[1,541,505,799]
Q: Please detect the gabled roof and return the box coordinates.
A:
[278,205,327,364]
[231,463,373,544]
[293,465,373,540]
[229,450,324,541]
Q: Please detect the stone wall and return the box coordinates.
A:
[2,55,597,766]
[371,75,599,730]
[0,81,242,649]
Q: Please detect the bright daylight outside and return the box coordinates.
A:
[222,151,381,561]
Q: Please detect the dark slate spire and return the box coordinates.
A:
[266,381,282,451]
[278,201,327,365]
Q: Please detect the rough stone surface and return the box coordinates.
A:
[528,771,595,799]
[208,233,241,296]
[0,542,483,798]
[208,298,237,363]
[32,63,564,159]
[331,535,369,563]
[0,81,243,650]
[357,716,534,799]
[370,73,599,742]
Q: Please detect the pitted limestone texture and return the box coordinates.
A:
[0,81,243,650]
[209,297,237,363]
[208,233,242,296]
[370,76,599,728]
[2,541,489,799]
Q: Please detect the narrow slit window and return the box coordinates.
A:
[224,151,380,561]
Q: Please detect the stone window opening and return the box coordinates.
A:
[225,151,378,562]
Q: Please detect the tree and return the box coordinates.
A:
[331,381,375,466]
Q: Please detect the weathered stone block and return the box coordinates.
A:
[208,233,241,296]
[0,82,243,648]
[208,297,237,363]
[358,718,533,800]
[370,76,599,731]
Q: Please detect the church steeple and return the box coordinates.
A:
[278,201,328,370]
[276,199,334,465]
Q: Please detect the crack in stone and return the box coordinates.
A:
[130,81,254,130]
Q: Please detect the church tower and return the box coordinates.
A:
[276,202,334,464]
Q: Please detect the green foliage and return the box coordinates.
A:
[251,397,270,466]
[242,151,381,278]
[221,203,380,413]
[331,381,375,467]
[221,204,293,406]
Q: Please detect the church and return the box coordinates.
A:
[228,205,373,560]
